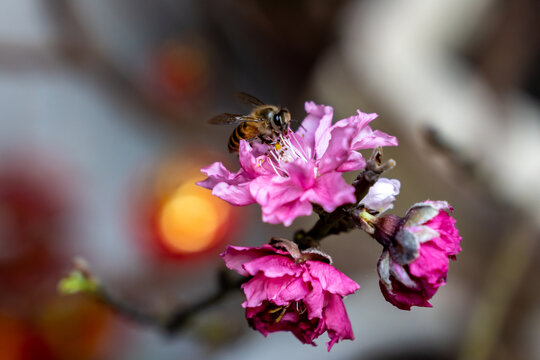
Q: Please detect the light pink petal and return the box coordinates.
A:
[212,181,254,206]
[282,160,316,189]
[306,261,360,296]
[238,140,273,177]
[197,162,250,189]
[243,254,301,278]
[333,111,397,151]
[262,198,313,227]
[221,245,277,276]
[352,129,398,150]
[360,178,401,213]
[298,102,334,158]
[249,175,303,210]
[317,126,356,174]
[301,172,355,213]
[390,261,419,289]
[250,175,313,226]
[324,293,355,351]
[336,151,366,172]
[198,162,255,206]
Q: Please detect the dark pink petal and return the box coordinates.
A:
[408,243,449,287]
[242,273,271,307]
[242,275,310,307]
[268,276,310,304]
[242,254,301,278]
[323,293,355,351]
[291,318,323,346]
[221,245,277,277]
[302,275,325,319]
[317,126,356,174]
[306,261,360,296]
[424,211,462,257]
[301,172,356,213]
[379,279,433,310]
[245,304,270,335]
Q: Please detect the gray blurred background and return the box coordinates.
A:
[0,0,539,359]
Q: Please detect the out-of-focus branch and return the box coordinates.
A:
[425,127,540,360]
[0,44,61,72]
[59,259,244,334]
[163,269,244,333]
[458,222,539,360]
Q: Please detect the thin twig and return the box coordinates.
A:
[164,269,244,334]
[74,265,243,334]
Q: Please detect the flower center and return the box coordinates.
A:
[267,301,307,323]
[263,131,314,178]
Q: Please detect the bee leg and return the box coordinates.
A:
[258,135,273,145]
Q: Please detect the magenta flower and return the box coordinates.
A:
[374,201,462,310]
[198,102,397,226]
[221,242,360,351]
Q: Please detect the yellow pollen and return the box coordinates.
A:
[275,307,288,323]
[274,143,282,151]
[359,209,378,226]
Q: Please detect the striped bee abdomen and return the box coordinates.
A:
[228,122,260,153]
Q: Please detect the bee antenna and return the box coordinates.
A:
[290,119,306,131]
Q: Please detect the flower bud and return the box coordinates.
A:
[371,201,462,310]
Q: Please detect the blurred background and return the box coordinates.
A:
[0,0,539,359]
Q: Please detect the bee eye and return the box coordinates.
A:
[273,113,283,127]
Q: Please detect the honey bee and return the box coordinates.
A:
[209,92,291,153]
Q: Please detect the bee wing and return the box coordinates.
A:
[235,92,265,107]
[208,113,260,125]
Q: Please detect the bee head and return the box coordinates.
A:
[270,109,291,132]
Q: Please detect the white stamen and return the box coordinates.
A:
[263,132,314,178]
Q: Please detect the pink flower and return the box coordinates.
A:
[221,242,360,351]
[198,102,397,226]
[375,201,462,310]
